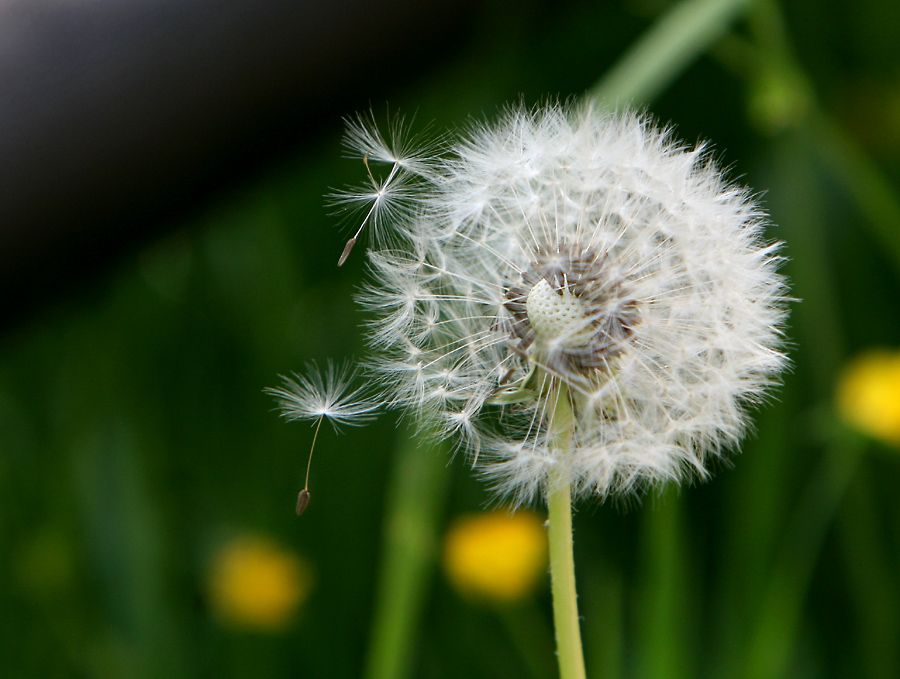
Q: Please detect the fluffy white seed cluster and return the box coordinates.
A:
[344,103,788,505]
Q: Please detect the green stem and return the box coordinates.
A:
[546,383,587,679]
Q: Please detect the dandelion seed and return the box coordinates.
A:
[295,489,311,516]
[346,102,789,505]
[266,362,378,514]
[331,112,443,265]
[267,361,378,426]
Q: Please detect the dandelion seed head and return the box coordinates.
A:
[345,101,789,504]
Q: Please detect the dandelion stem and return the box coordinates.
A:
[547,382,587,679]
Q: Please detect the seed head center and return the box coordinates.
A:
[525,279,589,342]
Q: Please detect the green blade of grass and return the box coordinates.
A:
[362,426,452,679]
[590,0,755,106]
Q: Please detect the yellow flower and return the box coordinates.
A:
[836,349,900,446]
[208,535,312,631]
[443,511,548,604]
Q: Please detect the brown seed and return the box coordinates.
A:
[338,238,357,267]
[295,489,311,516]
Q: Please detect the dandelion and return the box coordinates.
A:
[338,102,788,679]
[298,100,790,678]
[207,534,312,631]
[443,511,548,604]
[350,103,788,504]
[266,362,378,513]
[836,348,900,446]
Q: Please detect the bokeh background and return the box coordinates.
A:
[2,0,900,677]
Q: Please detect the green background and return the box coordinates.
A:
[2,0,900,677]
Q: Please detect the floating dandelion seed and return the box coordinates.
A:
[344,102,789,505]
[266,362,378,514]
[331,112,443,265]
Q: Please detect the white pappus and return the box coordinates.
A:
[266,362,378,514]
[341,102,790,506]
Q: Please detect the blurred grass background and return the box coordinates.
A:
[2,0,900,677]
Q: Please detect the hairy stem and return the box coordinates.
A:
[547,382,587,679]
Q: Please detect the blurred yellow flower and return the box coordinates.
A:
[443,511,548,604]
[208,535,312,631]
[836,349,900,446]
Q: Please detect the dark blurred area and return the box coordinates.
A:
[0,0,475,328]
